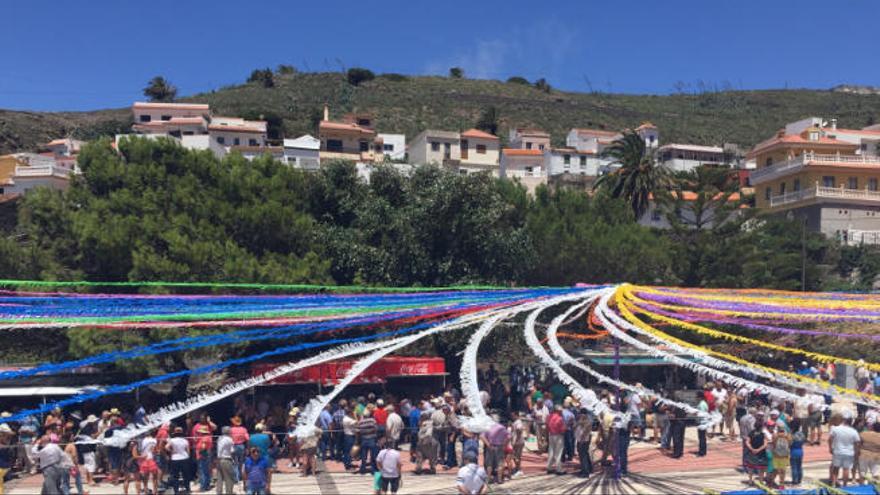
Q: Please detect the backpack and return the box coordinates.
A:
[772,436,790,457]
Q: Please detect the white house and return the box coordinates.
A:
[131,102,211,136]
[377,133,406,161]
[509,128,551,151]
[543,148,604,177]
[656,143,727,173]
[408,129,462,166]
[500,148,546,193]
[459,128,500,176]
[283,135,321,170]
[208,117,267,149]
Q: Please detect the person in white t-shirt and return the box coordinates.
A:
[711,383,728,436]
[165,427,191,494]
[456,451,488,495]
[376,443,402,495]
[829,414,861,487]
[137,433,159,495]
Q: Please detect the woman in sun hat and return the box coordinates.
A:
[229,416,249,482]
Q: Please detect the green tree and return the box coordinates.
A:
[449,67,464,79]
[506,76,530,85]
[475,106,500,136]
[276,64,297,75]
[593,130,671,220]
[346,68,375,86]
[247,68,275,88]
[143,76,177,102]
[534,78,552,93]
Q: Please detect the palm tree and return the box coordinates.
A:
[593,130,670,219]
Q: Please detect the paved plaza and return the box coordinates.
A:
[6,431,842,494]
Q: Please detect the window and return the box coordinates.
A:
[861,143,869,151]
[357,118,371,127]
[526,142,532,150]
[765,157,773,167]
[848,177,858,189]
[823,176,836,188]
[765,187,772,200]
[793,179,800,191]
[525,166,534,176]
[459,169,468,175]
[476,144,487,154]
[538,144,544,150]
[139,114,151,123]
[359,140,369,152]
[779,182,786,195]
[383,143,394,152]
[580,156,587,166]
[0,187,4,194]
[233,138,240,146]
[216,136,225,145]
[327,139,343,152]
[443,142,451,159]
[870,178,878,191]
[563,154,571,165]
[431,142,440,152]
[161,115,171,121]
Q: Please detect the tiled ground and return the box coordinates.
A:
[7,432,842,494]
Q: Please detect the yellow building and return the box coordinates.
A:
[749,117,880,243]
[317,106,383,163]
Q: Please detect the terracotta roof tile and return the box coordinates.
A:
[502,148,544,156]
[461,128,499,140]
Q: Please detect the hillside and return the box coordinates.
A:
[2,72,880,154]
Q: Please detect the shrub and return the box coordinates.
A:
[379,73,409,82]
[346,68,375,86]
[449,67,464,79]
[506,76,529,85]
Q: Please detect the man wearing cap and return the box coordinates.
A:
[829,412,861,487]
[32,434,65,495]
[229,416,249,482]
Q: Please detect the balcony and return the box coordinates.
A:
[14,165,74,178]
[751,152,880,185]
[769,183,880,208]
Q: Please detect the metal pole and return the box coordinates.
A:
[613,336,622,480]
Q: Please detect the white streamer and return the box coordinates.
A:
[543,290,721,427]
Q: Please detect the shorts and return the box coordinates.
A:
[380,475,400,493]
[772,456,790,471]
[82,452,97,474]
[301,447,316,457]
[860,458,879,478]
[139,458,159,475]
[832,453,854,470]
[124,459,139,474]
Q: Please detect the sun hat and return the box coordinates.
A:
[0,424,13,434]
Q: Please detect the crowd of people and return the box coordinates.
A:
[0,360,878,494]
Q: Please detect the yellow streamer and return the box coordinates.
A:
[621,287,880,372]
[613,287,880,403]
[637,286,880,310]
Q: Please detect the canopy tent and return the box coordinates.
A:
[0,386,101,397]
[252,356,446,386]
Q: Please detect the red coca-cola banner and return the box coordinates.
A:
[251,356,446,385]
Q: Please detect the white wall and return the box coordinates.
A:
[378,133,406,160]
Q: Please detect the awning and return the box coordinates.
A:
[252,357,446,386]
[0,386,100,397]
[588,357,696,366]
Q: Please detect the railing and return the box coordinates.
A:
[847,230,880,246]
[751,152,880,184]
[14,165,73,178]
[769,183,880,207]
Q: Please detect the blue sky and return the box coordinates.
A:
[1,0,877,111]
